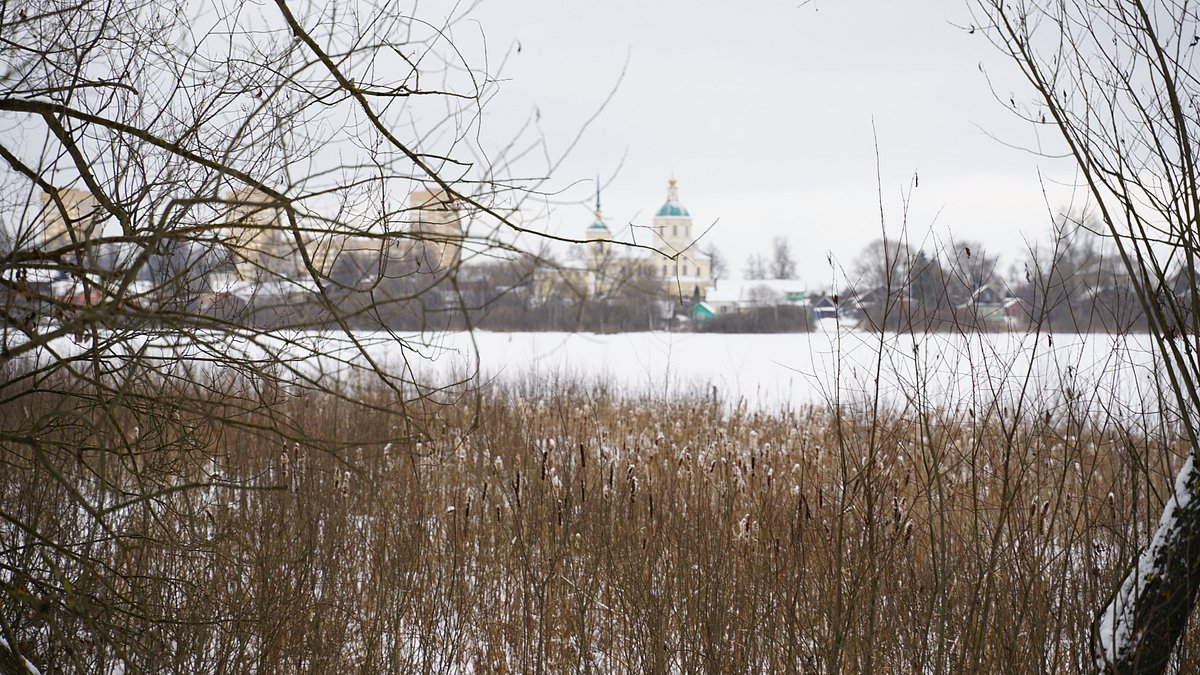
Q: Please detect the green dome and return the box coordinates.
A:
[655,202,689,218]
[587,220,609,231]
[655,178,689,218]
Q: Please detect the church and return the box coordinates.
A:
[579,178,713,301]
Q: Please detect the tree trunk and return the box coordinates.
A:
[1095,455,1200,674]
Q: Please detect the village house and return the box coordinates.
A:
[958,281,1027,327]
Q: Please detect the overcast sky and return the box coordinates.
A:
[444,0,1082,287]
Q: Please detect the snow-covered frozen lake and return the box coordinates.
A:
[377,326,1168,417]
[9,325,1174,416]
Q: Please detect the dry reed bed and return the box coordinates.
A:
[3,378,1199,673]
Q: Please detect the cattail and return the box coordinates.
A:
[292,450,304,493]
[735,514,751,542]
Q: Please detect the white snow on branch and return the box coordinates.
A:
[0,635,42,675]
[1096,454,1197,669]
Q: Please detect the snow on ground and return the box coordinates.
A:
[394,329,1166,416]
[7,327,1168,415]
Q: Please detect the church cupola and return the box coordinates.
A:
[655,177,690,218]
[652,177,693,254]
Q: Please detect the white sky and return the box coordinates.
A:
[442,0,1084,288]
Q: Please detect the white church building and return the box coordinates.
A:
[578,178,713,300]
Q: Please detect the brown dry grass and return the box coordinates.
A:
[3,376,1198,673]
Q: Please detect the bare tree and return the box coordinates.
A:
[848,238,962,331]
[0,0,570,669]
[974,1,1200,671]
[946,239,998,295]
[702,244,729,283]
[744,253,768,280]
[850,238,912,294]
[846,238,900,330]
[769,236,797,279]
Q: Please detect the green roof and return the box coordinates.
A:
[655,201,689,218]
[587,221,609,231]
